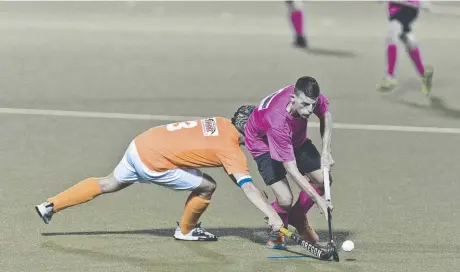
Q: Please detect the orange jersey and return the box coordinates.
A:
[134,117,249,175]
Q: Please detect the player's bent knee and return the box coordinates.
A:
[195,173,217,197]
[286,0,303,11]
[278,200,292,212]
[98,173,130,193]
[270,179,293,210]
[401,33,418,50]
[276,194,293,211]
[203,173,217,192]
[386,31,400,44]
[386,35,398,45]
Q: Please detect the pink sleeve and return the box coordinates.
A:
[266,127,295,162]
[314,93,329,118]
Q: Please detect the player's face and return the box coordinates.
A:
[292,93,318,119]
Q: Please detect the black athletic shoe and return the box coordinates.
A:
[294,35,308,48]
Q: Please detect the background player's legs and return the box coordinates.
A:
[286,0,307,48]
[402,32,424,75]
[377,19,402,91]
[401,32,434,94]
[35,173,132,224]
[387,20,402,78]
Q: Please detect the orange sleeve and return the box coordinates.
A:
[217,148,250,176]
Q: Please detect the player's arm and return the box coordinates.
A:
[319,111,334,168]
[218,148,283,231]
[282,160,323,202]
[230,173,283,231]
[315,94,333,169]
[283,160,333,217]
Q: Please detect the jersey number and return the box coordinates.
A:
[258,87,285,110]
[166,121,198,131]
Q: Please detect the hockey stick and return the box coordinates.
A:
[323,167,340,262]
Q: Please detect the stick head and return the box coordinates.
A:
[333,251,340,262]
[327,242,340,262]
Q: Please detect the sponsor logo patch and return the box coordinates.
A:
[201,118,219,136]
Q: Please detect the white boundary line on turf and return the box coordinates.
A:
[0,107,204,122]
[1,107,460,134]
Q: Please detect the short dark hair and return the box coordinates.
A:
[294,76,320,98]
[231,105,255,136]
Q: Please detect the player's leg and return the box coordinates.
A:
[255,152,291,249]
[286,0,307,48]
[399,9,434,95]
[268,178,293,249]
[270,178,293,227]
[35,141,139,224]
[377,19,403,92]
[174,172,218,241]
[288,140,324,243]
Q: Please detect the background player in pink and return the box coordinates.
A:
[232,76,334,249]
[286,1,307,48]
[377,0,434,95]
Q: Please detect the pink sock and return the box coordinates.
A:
[290,10,303,36]
[287,187,323,229]
[296,186,323,214]
[387,44,397,76]
[409,47,425,76]
[271,201,289,228]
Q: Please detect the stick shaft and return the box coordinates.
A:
[323,167,331,201]
[323,167,334,242]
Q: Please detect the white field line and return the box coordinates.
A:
[1,107,460,134]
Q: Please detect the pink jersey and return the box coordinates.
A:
[389,0,420,16]
[244,85,329,162]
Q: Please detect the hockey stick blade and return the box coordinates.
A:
[280,227,333,260]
